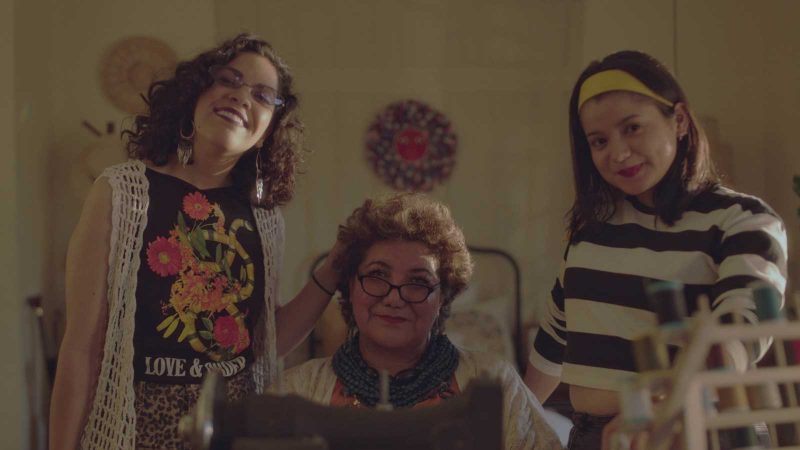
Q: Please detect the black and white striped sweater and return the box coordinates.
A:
[530,186,788,391]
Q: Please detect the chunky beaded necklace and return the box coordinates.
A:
[331,333,460,408]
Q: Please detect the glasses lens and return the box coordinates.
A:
[399,284,432,303]
[211,66,239,87]
[361,276,391,297]
[252,87,282,107]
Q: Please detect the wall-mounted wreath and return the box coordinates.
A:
[365,100,458,192]
[99,36,177,114]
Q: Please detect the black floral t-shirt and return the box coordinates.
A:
[133,168,264,384]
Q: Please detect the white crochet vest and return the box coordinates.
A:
[80,160,283,449]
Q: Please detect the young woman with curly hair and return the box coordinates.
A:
[280,193,562,450]
[50,34,341,450]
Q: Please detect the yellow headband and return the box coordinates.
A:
[578,69,674,110]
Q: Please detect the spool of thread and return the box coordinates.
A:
[645,280,688,328]
[792,291,800,320]
[775,422,799,447]
[787,340,800,365]
[775,380,800,445]
[746,382,783,410]
[633,333,669,372]
[723,426,763,450]
[718,385,750,412]
[702,386,716,413]
[707,343,727,370]
[752,282,784,322]
[620,382,654,425]
[707,344,751,412]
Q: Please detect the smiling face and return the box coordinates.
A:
[193,52,279,158]
[350,240,442,357]
[580,92,688,206]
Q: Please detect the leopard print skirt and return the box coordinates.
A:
[134,368,254,450]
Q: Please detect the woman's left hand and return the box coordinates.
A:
[314,239,344,291]
[276,239,345,356]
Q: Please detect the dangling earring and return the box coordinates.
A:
[178,119,195,167]
[254,146,264,203]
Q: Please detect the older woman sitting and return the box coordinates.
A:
[281,193,561,449]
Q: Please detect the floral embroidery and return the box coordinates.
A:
[214,316,239,347]
[149,191,256,361]
[213,315,250,353]
[146,237,182,277]
[183,191,213,221]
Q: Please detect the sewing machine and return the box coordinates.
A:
[179,371,504,450]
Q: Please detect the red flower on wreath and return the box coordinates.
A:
[395,128,429,161]
[365,100,457,192]
[146,237,182,277]
[183,192,212,221]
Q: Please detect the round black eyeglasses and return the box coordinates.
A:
[357,275,439,304]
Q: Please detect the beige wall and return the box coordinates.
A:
[3,0,26,447]
[11,0,217,444]
[564,0,799,285]
[678,0,800,288]
[582,0,675,69]
[39,0,218,340]
[8,1,799,440]
[579,1,800,289]
[14,0,798,348]
[215,0,799,326]
[761,1,800,287]
[217,0,584,325]
[15,0,51,303]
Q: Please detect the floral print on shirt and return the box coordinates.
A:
[145,191,255,361]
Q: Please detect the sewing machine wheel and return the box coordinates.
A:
[179,370,225,450]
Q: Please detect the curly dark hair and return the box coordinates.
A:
[122,33,304,208]
[334,193,474,336]
[567,50,720,241]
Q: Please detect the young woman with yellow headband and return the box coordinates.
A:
[524,50,788,450]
